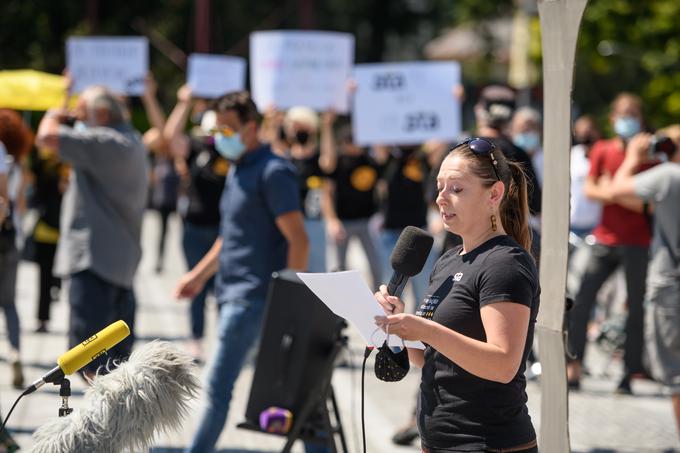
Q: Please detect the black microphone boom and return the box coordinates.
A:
[386,226,434,298]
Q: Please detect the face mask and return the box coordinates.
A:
[73,121,88,132]
[614,116,641,139]
[214,132,246,161]
[295,130,310,146]
[373,333,409,382]
[513,132,541,151]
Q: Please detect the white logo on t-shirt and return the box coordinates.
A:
[453,272,464,281]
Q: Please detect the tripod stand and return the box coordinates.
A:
[239,334,349,453]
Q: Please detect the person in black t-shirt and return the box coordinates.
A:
[165,85,227,362]
[378,145,439,306]
[375,138,539,453]
[473,85,542,265]
[281,106,335,272]
[321,121,382,290]
[26,147,67,333]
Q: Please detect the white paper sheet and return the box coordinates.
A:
[297,271,425,349]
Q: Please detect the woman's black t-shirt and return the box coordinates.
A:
[291,151,326,220]
[330,153,380,220]
[182,137,228,226]
[416,235,539,451]
[381,148,430,229]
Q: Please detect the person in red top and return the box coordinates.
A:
[567,93,654,393]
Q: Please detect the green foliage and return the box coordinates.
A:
[574,0,680,129]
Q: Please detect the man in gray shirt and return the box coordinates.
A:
[36,85,148,376]
[610,128,680,440]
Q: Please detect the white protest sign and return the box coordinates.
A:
[187,54,246,98]
[250,30,354,112]
[352,61,462,146]
[66,36,149,95]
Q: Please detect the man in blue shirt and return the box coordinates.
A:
[174,91,309,453]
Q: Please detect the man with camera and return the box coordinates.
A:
[36,85,148,377]
[609,126,680,439]
[567,93,656,393]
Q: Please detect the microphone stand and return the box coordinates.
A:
[54,377,73,417]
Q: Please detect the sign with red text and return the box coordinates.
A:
[250,31,354,112]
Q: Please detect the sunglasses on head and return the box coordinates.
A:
[454,137,501,181]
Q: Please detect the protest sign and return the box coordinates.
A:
[187,54,246,98]
[66,36,148,95]
[352,61,461,146]
[250,31,354,112]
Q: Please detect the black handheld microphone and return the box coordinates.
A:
[387,226,434,299]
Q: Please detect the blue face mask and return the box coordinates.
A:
[214,132,246,161]
[73,121,88,132]
[513,132,541,151]
[614,116,641,139]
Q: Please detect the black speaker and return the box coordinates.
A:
[243,269,346,425]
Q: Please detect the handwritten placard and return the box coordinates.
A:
[187,54,246,98]
[352,61,462,146]
[66,36,149,95]
[250,30,354,112]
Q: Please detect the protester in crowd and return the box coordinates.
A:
[511,107,544,188]
[24,146,67,333]
[164,84,227,362]
[567,93,654,393]
[378,142,439,309]
[280,106,334,272]
[473,86,542,262]
[608,125,680,439]
[375,137,539,453]
[0,143,7,226]
[320,113,382,289]
[141,73,179,274]
[566,115,604,302]
[36,85,148,378]
[173,91,316,453]
[0,110,32,389]
[570,115,603,237]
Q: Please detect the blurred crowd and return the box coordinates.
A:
[0,71,679,450]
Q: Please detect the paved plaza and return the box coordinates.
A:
[1,213,678,452]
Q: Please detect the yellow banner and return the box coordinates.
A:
[0,70,76,111]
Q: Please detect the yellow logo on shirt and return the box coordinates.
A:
[350,166,377,192]
[402,159,424,182]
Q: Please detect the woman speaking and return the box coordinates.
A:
[375,138,539,453]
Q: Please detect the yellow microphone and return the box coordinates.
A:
[24,320,131,395]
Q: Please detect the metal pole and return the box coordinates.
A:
[536,1,588,451]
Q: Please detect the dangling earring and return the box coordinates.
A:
[490,214,498,232]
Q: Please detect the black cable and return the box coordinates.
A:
[361,346,373,453]
[344,344,361,453]
[0,390,27,434]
